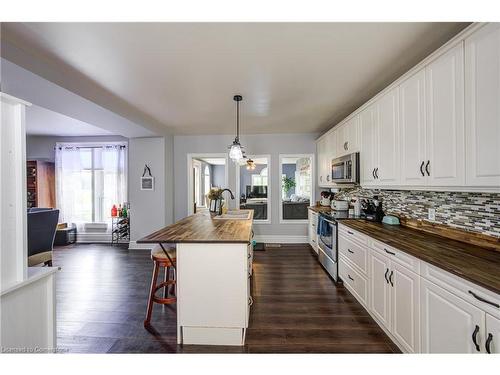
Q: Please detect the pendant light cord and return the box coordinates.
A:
[236,98,240,142]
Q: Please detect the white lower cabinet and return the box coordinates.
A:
[368,250,420,353]
[421,278,484,353]
[337,223,500,354]
[391,262,420,353]
[308,210,319,254]
[369,251,392,329]
[485,314,500,354]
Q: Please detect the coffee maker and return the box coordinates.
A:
[361,195,385,222]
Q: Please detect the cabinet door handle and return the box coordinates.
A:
[425,160,430,176]
[420,161,425,177]
[472,325,480,352]
[384,268,389,284]
[348,274,354,281]
[248,296,254,306]
[384,248,396,256]
[375,168,379,179]
[347,249,354,254]
[320,176,323,182]
[372,168,376,179]
[468,290,500,308]
[389,270,394,287]
[326,175,330,182]
[485,333,493,354]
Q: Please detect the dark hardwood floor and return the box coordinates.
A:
[53,243,399,353]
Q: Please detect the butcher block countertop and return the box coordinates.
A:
[339,219,500,295]
[137,210,254,244]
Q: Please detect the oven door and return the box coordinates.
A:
[318,217,337,262]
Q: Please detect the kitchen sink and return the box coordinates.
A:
[213,210,252,220]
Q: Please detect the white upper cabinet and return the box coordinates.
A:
[336,115,359,157]
[376,88,400,185]
[399,69,427,186]
[425,43,465,186]
[316,136,327,186]
[465,23,500,187]
[360,103,378,186]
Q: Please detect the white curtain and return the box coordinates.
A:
[55,144,127,225]
[101,145,127,221]
[55,146,85,224]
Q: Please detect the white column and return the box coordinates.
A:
[0,93,31,287]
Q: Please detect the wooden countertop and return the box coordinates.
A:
[338,219,500,295]
[308,205,334,214]
[137,210,254,244]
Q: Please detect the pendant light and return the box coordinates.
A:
[228,95,244,162]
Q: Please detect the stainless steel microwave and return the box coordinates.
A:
[331,152,360,184]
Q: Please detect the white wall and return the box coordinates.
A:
[174,133,317,238]
[129,136,174,245]
[26,135,129,162]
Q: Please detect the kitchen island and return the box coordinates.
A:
[138,210,254,346]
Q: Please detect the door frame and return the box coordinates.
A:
[187,153,229,216]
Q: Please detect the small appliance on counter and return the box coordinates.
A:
[361,196,385,222]
[331,199,349,211]
[320,191,332,207]
[382,215,400,225]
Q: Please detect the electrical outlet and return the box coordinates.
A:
[428,208,436,221]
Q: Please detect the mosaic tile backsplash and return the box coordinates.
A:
[335,188,500,239]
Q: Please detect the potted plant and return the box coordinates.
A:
[282,176,296,198]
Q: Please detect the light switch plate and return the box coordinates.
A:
[428,208,436,221]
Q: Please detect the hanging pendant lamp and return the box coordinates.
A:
[228,95,244,162]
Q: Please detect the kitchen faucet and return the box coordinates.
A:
[218,188,235,215]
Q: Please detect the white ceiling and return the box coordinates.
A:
[1,22,469,136]
[26,104,112,136]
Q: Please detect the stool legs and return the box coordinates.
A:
[144,260,177,328]
[144,261,160,327]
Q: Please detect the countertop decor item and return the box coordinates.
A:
[382,215,400,225]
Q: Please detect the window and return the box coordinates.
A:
[279,154,314,222]
[239,156,270,222]
[55,143,127,224]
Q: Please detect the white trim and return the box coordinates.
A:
[236,154,271,224]
[253,235,308,244]
[187,153,229,216]
[316,23,486,141]
[128,241,155,250]
[0,92,32,106]
[278,153,315,224]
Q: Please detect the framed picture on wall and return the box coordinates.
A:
[141,176,154,191]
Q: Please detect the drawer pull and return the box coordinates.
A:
[348,274,354,281]
[472,325,480,352]
[485,333,493,354]
[384,248,396,256]
[384,268,389,284]
[347,231,354,235]
[248,296,254,306]
[468,291,500,308]
[389,270,394,287]
[347,249,354,254]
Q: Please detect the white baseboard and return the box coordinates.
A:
[253,235,308,244]
[128,241,155,250]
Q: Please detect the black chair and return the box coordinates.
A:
[27,208,59,266]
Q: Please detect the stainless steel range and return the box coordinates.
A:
[317,210,349,281]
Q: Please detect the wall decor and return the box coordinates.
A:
[141,164,154,191]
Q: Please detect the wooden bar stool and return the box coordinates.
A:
[144,244,176,328]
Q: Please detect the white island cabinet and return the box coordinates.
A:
[138,210,254,346]
[177,242,253,346]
